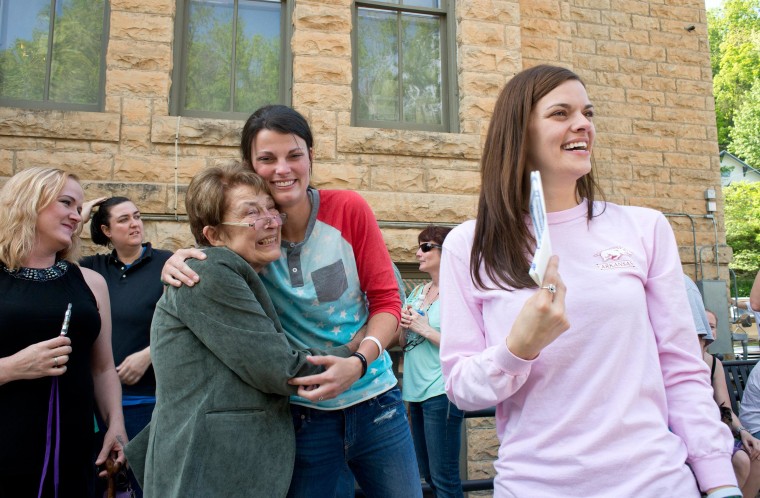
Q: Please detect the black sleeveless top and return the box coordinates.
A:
[0,261,101,498]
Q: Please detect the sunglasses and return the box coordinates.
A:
[419,242,443,253]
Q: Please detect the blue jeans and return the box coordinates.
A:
[409,394,464,498]
[287,387,422,498]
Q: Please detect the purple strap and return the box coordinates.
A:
[38,377,60,498]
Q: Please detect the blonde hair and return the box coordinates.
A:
[186,162,271,246]
[0,167,82,269]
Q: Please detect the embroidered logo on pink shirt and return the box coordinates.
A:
[594,246,636,270]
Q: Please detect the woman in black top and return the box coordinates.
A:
[81,197,171,442]
[0,167,126,497]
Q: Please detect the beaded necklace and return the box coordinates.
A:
[2,260,69,281]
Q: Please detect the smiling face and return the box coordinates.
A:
[250,129,312,213]
[527,79,595,198]
[416,241,442,275]
[102,201,143,251]
[215,185,282,271]
[35,177,83,256]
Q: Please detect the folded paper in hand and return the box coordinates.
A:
[528,171,552,286]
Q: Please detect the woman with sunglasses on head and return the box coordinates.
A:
[439,65,738,497]
[399,225,463,498]
[125,163,362,498]
[0,167,126,497]
[160,105,420,498]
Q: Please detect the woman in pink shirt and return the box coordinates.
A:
[439,65,738,497]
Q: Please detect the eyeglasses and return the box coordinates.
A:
[419,242,442,253]
[222,212,287,231]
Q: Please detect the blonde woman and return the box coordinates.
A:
[0,167,126,497]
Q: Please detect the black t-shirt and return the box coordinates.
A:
[81,243,171,397]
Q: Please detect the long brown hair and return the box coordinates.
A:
[471,65,604,291]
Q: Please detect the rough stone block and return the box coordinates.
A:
[609,26,649,44]
[461,72,506,97]
[293,84,352,111]
[151,116,243,146]
[294,4,351,33]
[312,163,369,190]
[107,69,171,98]
[337,126,481,160]
[371,166,425,193]
[110,0,175,15]
[611,148,664,167]
[18,151,112,180]
[108,39,173,71]
[294,56,352,85]
[522,37,559,61]
[428,169,481,195]
[292,31,350,57]
[0,149,14,176]
[360,191,478,222]
[0,108,120,141]
[610,0,649,14]
[114,155,207,183]
[459,20,507,46]
[110,11,174,43]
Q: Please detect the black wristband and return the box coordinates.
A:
[351,352,368,378]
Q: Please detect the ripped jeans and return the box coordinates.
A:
[287,387,422,498]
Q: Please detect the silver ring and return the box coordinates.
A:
[318,396,324,402]
[54,356,59,368]
[541,284,556,294]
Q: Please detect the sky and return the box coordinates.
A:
[705,0,723,10]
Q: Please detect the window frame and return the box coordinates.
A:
[170,0,293,120]
[351,0,458,133]
[0,0,110,112]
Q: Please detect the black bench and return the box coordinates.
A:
[723,359,758,414]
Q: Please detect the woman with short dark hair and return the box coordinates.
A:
[127,163,359,498]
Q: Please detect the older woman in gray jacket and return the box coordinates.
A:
[126,163,362,498]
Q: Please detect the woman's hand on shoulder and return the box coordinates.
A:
[160,248,206,288]
[506,256,569,360]
[0,335,72,384]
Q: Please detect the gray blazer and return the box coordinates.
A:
[125,247,349,498]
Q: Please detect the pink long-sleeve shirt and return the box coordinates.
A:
[439,201,735,497]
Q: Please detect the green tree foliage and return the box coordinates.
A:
[724,182,760,295]
[0,0,104,105]
[731,78,760,168]
[708,0,760,152]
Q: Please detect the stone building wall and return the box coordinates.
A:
[0,0,724,492]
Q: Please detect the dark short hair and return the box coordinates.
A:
[90,197,132,246]
[418,225,452,246]
[240,105,314,167]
